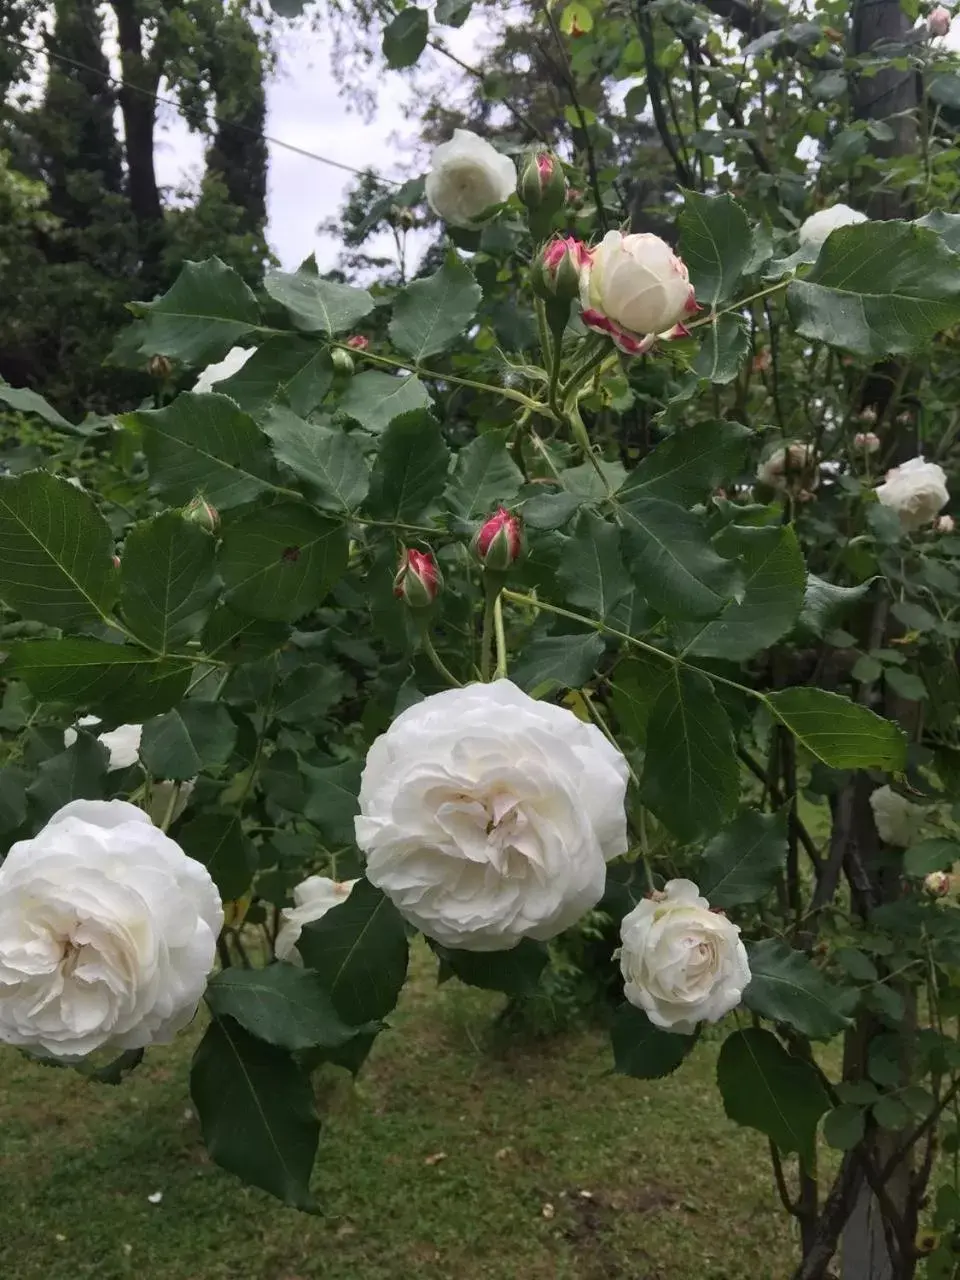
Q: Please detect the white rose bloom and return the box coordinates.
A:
[193,345,254,393]
[64,717,142,772]
[876,456,949,531]
[355,680,629,952]
[275,875,359,962]
[798,204,868,250]
[869,784,927,847]
[757,442,818,492]
[618,879,750,1034]
[0,800,222,1059]
[425,129,516,228]
[580,231,698,355]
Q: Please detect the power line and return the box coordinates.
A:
[2,34,403,185]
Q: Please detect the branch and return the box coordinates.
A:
[792,1153,862,1280]
[636,8,695,188]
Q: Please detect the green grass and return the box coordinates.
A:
[0,946,799,1280]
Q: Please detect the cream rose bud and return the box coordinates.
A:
[928,6,952,37]
[274,876,358,962]
[618,880,750,1034]
[0,800,222,1059]
[876,456,949,531]
[937,514,956,534]
[424,129,516,228]
[798,204,868,250]
[64,717,142,771]
[193,345,254,393]
[869,784,926,847]
[580,231,698,355]
[355,680,629,952]
[757,442,818,492]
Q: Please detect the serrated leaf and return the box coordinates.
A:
[767,687,906,770]
[337,371,432,434]
[743,938,856,1039]
[786,222,960,358]
[302,759,362,845]
[139,710,201,779]
[619,420,752,505]
[191,1016,318,1210]
[202,606,290,663]
[178,813,257,900]
[262,405,369,511]
[389,259,481,361]
[678,191,753,306]
[27,734,109,817]
[609,654,673,745]
[611,1003,695,1079]
[511,631,605,694]
[0,472,117,630]
[366,410,450,522]
[903,838,960,876]
[296,878,409,1025]
[6,640,190,720]
[383,6,429,67]
[132,257,260,364]
[263,268,374,335]
[120,512,219,652]
[434,938,547,996]
[444,429,523,518]
[218,503,348,622]
[682,525,806,661]
[558,510,630,619]
[692,314,750,383]
[700,809,787,907]
[206,965,365,1051]
[212,336,333,418]
[798,574,873,637]
[640,668,738,841]
[129,392,277,510]
[0,381,78,432]
[717,1028,830,1169]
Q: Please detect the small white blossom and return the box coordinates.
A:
[425,130,516,228]
[876,456,949,531]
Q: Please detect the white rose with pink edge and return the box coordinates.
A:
[579,231,698,355]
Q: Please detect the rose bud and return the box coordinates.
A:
[472,507,524,571]
[853,431,880,453]
[394,548,442,609]
[148,354,172,380]
[928,5,951,36]
[924,871,951,898]
[937,513,956,533]
[580,231,699,356]
[183,493,220,534]
[518,150,567,219]
[531,235,589,303]
[346,335,369,351]
[331,348,355,375]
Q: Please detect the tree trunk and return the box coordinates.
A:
[112,0,164,274]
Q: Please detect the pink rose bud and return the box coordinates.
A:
[928,6,951,36]
[183,493,220,533]
[925,871,951,897]
[518,149,567,221]
[937,514,956,533]
[531,235,589,303]
[346,335,369,351]
[859,406,878,424]
[394,548,442,609]
[112,555,121,570]
[473,507,524,571]
[853,431,881,453]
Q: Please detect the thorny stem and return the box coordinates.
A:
[422,629,463,689]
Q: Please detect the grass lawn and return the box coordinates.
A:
[0,945,799,1280]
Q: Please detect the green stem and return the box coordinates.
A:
[480,581,502,681]
[688,280,790,330]
[535,297,553,371]
[158,782,180,833]
[422,629,464,688]
[566,402,611,493]
[493,593,508,679]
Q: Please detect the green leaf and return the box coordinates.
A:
[139,710,201,779]
[218,504,348,622]
[678,191,753,306]
[619,420,751,505]
[177,701,237,768]
[692,314,751,383]
[435,938,548,996]
[206,964,365,1051]
[903,838,960,876]
[302,759,362,845]
[609,654,673,745]
[767,687,906,770]
[366,410,450,522]
[382,6,429,67]
[798,574,873,638]
[6,640,189,720]
[914,209,960,254]
[682,525,807,661]
[178,813,257,900]
[0,381,78,432]
[296,878,409,1025]
[131,258,260,364]
[263,268,374,335]
[611,1003,695,1079]
[129,393,276,510]
[717,1028,830,1169]
[618,494,740,620]
[786,222,960,358]
[0,472,117,630]
[744,938,856,1039]
[435,0,472,26]
[823,1103,866,1150]
[389,259,482,361]
[202,606,290,663]
[0,765,29,833]
[444,429,523,519]
[338,371,432,434]
[211,336,333,418]
[120,512,219,652]
[700,809,788,907]
[511,631,605,694]
[274,665,352,725]
[262,406,369,512]
[558,510,630,619]
[640,668,739,842]
[885,666,927,701]
[190,1016,318,1210]
[27,734,108,817]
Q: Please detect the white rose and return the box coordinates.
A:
[876,456,949,531]
[64,717,142,771]
[580,231,698,355]
[193,345,254,393]
[425,129,516,228]
[937,514,956,534]
[0,800,222,1059]
[869,784,927,847]
[275,875,359,962]
[798,204,868,250]
[355,679,629,952]
[757,442,818,492]
[618,879,751,1034]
